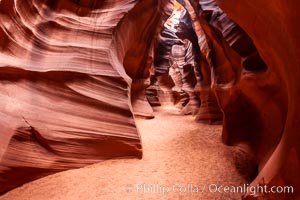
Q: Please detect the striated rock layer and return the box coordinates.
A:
[0,0,173,194]
[180,0,223,124]
[183,0,299,199]
[216,0,300,199]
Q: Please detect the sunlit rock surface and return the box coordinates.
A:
[0,0,173,193]
[179,0,223,124]
[1,0,299,198]
[153,3,202,116]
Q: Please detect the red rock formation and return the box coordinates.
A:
[215,0,300,199]
[0,0,173,194]
[183,0,299,198]
[131,79,154,119]
[153,4,202,114]
[1,0,299,198]
[182,0,223,124]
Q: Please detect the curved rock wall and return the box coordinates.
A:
[216,0,300,199]
[1,0,299,198]
[0,0,173,194]
[183,0,299,198]
[117,0,174,118]
[181,0,223,124]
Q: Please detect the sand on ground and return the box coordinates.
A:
[0,105,248,200]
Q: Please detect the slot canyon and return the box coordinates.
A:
[0,0,299,199]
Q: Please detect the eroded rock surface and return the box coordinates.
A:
[183,0,299,198]
[0,0,173,194]
[1,0,299,199]
[216,0,300,199]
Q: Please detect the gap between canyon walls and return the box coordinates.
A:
[0,0,299,199]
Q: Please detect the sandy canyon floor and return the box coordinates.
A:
[0,105,250,200]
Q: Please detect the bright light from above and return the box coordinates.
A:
[164,1,185,31]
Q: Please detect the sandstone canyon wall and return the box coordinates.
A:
[181,0,299,199]
[0,0,173,194]
[216,0,300,199]
[0,0,299,199]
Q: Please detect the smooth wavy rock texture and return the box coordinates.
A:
[182,0,299,199]
[216,0,300,199]
[0,0,173,194]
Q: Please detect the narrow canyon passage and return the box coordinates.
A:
[0,0,299,199]
[0,105,248,200]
